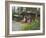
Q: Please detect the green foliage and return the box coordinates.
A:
[21,23,32,30]
[31,19,40,30]
[21,19,40,30]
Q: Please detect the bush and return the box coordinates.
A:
[31,19,40,30]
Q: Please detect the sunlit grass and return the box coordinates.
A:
[21,23,32,30]
[20,19,40,30]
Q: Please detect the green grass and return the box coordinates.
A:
[21,19,40,30]
[21,23,32,30]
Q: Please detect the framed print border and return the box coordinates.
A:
[5,1,45,37]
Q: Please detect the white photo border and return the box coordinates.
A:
[9,4,43,34]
